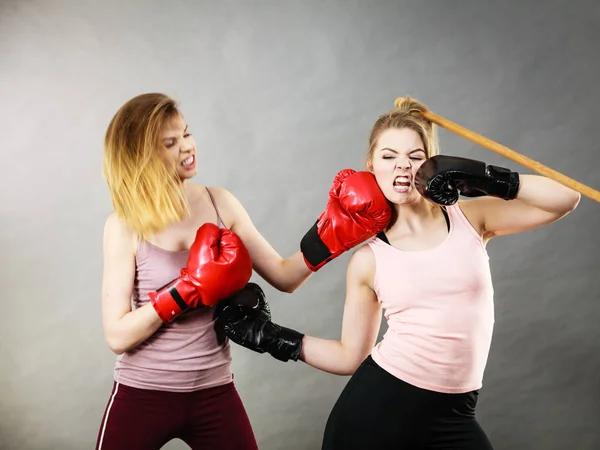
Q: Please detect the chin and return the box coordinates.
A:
[386,188,421,205]
[178,170,197,181]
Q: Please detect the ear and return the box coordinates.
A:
[366,159,374,172]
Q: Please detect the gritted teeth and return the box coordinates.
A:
[182,155,194,166]
[394,175,411,186]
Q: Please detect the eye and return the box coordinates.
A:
[184,133,192,138]
[382,155,394,160]
[410,156,424,161]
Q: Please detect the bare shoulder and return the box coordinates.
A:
[203,185,239,205]
[104,211,130,237]
[185,181,209,203]
[350,243,376,264]
[346,243,376,289]
[103,211,138,255]
[201,186,248,227]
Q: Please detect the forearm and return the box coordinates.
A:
[515,174,581,214]
[272,251,313,293]
[106,304,164,354]
[299,335,364,376]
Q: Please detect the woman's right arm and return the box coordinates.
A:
[101,213,164,355]
[299,245,382,376]
[213,244,382,375]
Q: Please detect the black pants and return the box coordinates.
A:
[322,356,494,450]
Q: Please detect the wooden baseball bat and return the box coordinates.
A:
[394,98,600,203]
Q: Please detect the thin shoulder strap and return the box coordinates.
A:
[376,231,390,245]
[441,206,450,231]
[205,187,227,229]
[376,206,450,247]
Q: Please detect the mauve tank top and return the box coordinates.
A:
[113,187,233,392]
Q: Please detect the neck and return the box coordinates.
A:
[176,179,195,217]
[389,198,439,231]
[179,178,190,193]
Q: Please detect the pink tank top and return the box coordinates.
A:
[113,188,233,392]
[368,203,495,394]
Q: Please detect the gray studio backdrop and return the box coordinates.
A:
[1,1,599,449]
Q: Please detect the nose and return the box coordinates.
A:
[395,158,411,170]
[180,138,193,153]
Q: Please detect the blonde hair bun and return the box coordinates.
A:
[393,96,429,115]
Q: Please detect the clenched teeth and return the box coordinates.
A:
[394,176,410,185]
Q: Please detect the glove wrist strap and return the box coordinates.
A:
[269,326,304,362]
[149,278,195,323]
[486,165,520,200]
[300,220,331,271]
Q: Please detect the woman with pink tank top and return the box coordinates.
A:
[214,97,581,449]
[96,93,392,450]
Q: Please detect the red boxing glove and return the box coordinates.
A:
[300,169,392,271]
[149,223,253,323]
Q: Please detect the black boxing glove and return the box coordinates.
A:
[414,155,520,206]
[213,283,304,362]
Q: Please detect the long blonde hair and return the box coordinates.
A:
[365,96,440,168]
[103,93,189,240]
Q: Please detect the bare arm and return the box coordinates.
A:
[101,213,164,355]
[299,245,382,375]
[211,187,313,293]
[461,174,581,240]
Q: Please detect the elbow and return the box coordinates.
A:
[559,181,582,212]
[280,284,298,294]
[555,190,581,218]
[338,350,370,376]
[341,359,364,376]
[271,284,295,294]
[274,280,302,294]
[566,191,581,212]
[543,188,581,219]
[336,363,361,376]
[105,333,131,355]
[339,367,357,376]
[106,339,126,355]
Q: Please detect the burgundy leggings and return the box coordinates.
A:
[95,381,258,450]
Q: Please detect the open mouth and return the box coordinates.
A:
[393,175,411,193]
[182,155,195,168]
